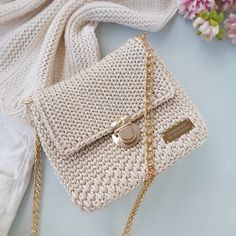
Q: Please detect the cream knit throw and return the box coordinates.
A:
[0,0,177,120]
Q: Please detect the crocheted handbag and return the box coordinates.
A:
[25,34,207,235]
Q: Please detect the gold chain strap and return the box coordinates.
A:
[122,33,156,236]
[30,135,42,236]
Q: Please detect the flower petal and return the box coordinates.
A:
[199,21,210,32]
[193,17,205,28]
[212,25,219,36]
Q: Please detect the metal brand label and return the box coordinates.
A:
[162,118,194,143]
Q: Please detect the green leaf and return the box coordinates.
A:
[210,19,218,26]
[217,12,224,23]
[216,27,224,40]
[209,10,217,20]
[196,30,202,36]
[200,11,209,20]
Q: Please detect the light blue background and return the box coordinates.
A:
[9,15,236,236]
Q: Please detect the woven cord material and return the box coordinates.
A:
[28,33,207,234]
[122,34,157,236]
[30,135,42,236]
[29,34,156,236]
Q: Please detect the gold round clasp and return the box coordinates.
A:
[111,116,140,148]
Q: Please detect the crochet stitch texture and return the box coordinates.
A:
[30,38,207,211]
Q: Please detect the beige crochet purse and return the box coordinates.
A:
[25,34,207,235]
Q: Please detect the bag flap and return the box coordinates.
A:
[31,37,175,156]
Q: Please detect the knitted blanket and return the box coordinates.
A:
[0,0,176,120]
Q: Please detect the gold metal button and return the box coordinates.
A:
[111,115,140,148]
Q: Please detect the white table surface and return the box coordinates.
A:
[9,15,236,236]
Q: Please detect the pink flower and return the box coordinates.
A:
[224,14,236,44]
[178,0,216,20]
[216,0,236,11]
[193,17,220,40]
[231,0,236,10]
[220,0,233,11]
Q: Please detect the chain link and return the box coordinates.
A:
[30,135,42,236]
[122,33,156,236]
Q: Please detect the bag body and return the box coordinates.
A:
[30,36,207,212]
